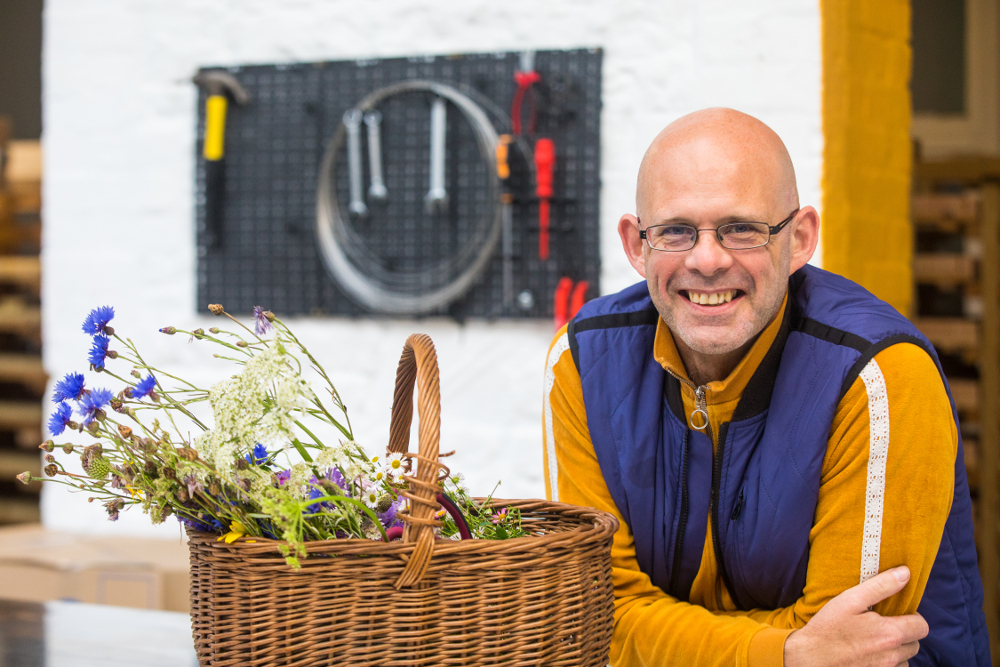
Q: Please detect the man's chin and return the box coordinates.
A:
[671,323,758,356]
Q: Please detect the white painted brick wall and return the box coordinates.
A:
[41,0,822,536]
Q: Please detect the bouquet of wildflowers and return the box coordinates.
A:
[19,304,525,566]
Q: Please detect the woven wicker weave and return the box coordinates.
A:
[187,334,618,666]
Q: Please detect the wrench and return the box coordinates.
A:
[342,109,368,218]
[424,96,448,214]
[364,110,388,202]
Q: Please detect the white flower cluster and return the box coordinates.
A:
[194,344,309,476]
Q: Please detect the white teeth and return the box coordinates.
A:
[687,290,736,305]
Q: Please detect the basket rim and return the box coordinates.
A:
[186,497,618,558]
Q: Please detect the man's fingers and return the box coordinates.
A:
[830,566,911,614]
[891,613,930,644]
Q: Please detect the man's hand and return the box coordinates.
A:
[784,566,929,667]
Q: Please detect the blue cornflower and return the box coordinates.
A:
[252,306,273,336]
[52,372,86,403]
[88,335,111,369]
[244,443,269,466]
[48,402,74,436]
[131,374,156,400]
[76,387,112,426]
[82,306,115,335]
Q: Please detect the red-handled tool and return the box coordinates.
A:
[534,138,555,260]
[553,277,574,330]
[554,278,590,331]
[511,51,540,136]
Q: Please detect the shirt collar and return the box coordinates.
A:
[653,292,789,405]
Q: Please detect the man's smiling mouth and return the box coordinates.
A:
[682,289,742,306]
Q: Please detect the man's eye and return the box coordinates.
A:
[660,225,694,237]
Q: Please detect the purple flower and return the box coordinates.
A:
[276,469,291,486]
[327,466,347,490]
[52,372,86,403]
[82,306,115,335]
[183,473,203,497]
[244,443,269,466]
[252,306,273,336]
[132,374,156,400]
[378,498,404,529]
[76,387,112,425]
[48,402,74,436]
[88,335,111,369]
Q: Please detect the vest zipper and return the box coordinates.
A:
[666,369,710,431]
[669,430,691,596]
[710,421,743,610]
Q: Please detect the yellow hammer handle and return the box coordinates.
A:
[203,95,228,161]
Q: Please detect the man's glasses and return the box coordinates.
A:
[638,209,799,252]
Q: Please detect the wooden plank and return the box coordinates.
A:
[913,317,979,353]
[5,141,41,184]
[0,257,40,291]
[0,353,46,394]
[0,450,40,479]
[0,402,42,430]
[912,192,979,227]
[976,182,1000,657]
[949,378,980,413]
[915,156,1000,187]
[0,497,40,525]
[0,298,41,338]
[965,438,979,490]
[913,253,976,287]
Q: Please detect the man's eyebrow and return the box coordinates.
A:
[644,213,770,225]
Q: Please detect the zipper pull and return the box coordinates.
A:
[731,487,745,521]
[690,385,709,431]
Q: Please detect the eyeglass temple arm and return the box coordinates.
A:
[768,208,800,235]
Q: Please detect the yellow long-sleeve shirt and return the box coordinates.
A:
[542,298,956,667]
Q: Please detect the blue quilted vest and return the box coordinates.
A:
[568,265,989,666]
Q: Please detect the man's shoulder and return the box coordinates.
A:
[572,280,656,324]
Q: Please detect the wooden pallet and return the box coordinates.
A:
[913,317,979,353]
[0,256,40,293]
[0,353,47,394]
[913,253,976,287]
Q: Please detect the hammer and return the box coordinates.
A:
[193,71,250,249]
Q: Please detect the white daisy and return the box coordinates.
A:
[363,487,380,509]
[385,452,406,479]
[372,468,387,484]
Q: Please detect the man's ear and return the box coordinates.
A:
[788,206,820,274]
[619,214,647,278]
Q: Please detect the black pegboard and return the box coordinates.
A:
[195,49,602,319]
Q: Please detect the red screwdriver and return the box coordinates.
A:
[534,138,555,260]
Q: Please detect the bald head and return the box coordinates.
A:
[636,108,798,221]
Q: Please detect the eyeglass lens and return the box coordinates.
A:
[645,222,770,251]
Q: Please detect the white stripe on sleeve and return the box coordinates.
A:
[859,358,890,583]
[543,332,571,502]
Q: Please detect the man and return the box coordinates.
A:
[542,109,989,666]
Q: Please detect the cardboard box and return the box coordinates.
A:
[0,524,190,612]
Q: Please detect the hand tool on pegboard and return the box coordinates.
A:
[511,51,540,137]
[425,96,449,214]
[495,134,514,306]
[534,137,555,260]
[343,109,369,218]
[193,71,250,248]
[554,277,590,330]
[364,110,388,202]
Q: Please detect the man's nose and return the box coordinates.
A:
[683,229,734,275]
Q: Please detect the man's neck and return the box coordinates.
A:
[674,334,757,387]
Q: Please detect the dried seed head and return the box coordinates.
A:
[15,471,31,484]
[44,454,55,463]
[62,444,74,454]
[177,447,199,462]
[209,327,220,334]
[117,425,132,439]
[162,466,177,480]
[208,480,221,496]
[39,440,54,452]
[208,304,224,315]
[376,494,394,513]
[44,464,57,477]
[263,310,275,322]
[192,328,204,337]
[104,325,115,336]
[110,398,125,413]
[106,350,118,360]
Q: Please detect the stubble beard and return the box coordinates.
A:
[649,274,788,356]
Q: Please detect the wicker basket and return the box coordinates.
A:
[186,334,618,666]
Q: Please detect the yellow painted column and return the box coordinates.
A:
[821,0,913,315]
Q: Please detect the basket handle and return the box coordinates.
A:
[387,333,444,588]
